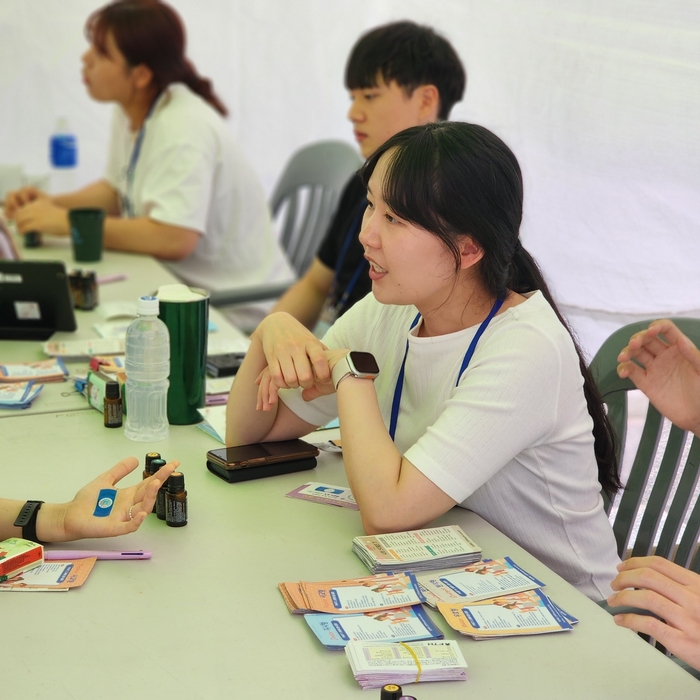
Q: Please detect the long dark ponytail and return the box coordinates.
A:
[87,0,228,116]
[362,122,621,498]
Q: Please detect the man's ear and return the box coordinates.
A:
[459,236,485,270]
[416,84,440,123]
[131,64,154,92]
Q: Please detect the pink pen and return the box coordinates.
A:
[44,550,151,560]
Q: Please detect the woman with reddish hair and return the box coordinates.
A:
[5,0,293,309]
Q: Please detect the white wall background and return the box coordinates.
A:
[1,0,698,356]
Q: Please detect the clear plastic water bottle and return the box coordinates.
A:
[124,296,170,442]
[49,117,77,194]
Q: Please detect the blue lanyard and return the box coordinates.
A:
[329,198,368,312]
[123,101,156,218]
[388,298,504,441]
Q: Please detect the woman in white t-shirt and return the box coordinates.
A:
[4,0,292,295]
[226,121,621,600]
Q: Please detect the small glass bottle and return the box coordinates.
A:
[103,381,123,428]
[142,452,162,480]
[156,470,170,520]
[147,457,166,514]
[80,271,98,310]
[165,472,187,527]
[24,231,42,248]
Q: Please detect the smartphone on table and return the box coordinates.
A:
[206,439,319,483]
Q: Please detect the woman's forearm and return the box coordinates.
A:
[52,180,120,215]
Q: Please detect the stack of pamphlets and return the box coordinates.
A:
[345,640,468,689]
[353,525,482,574]
[0,358,68,383]
[0,538,44,581]
[0,381,43,409]
[416,557,545,607]
[437,589,577,638]
[278,573,446,650]
[279,572,425,614]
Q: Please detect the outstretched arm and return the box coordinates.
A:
[617,320,700,436]
[0,457,177,542]
[608,556,700,671]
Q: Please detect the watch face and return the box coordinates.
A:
[349,351,379,375]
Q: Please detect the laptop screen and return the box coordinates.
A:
[0,260,77,340]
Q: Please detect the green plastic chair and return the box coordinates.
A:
[209,140,362,307]
[590,318,700,571]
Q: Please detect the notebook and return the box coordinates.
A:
[0,260,76,340]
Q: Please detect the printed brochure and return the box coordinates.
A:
[305,604,444,650]
[416,557,544,607]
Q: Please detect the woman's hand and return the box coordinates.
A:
[13,198,70,236]
[39,457,178,542]
[255,348,349,410]
[617,320,700,435]
[608,556,700,672]
[3,186,48,219]
[256,312,331,390]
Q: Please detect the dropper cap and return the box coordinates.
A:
[380,685,402,700]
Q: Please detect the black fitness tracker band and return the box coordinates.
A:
[13,500,46,544]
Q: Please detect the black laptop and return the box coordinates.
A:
[0,260,77,340]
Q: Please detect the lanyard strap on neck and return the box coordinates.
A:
[389,297,504,441]
[124,100,157,218]
[329,198,368,311]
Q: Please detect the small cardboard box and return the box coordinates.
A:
[0,538,44,582]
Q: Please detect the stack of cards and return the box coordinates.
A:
[305,605,443,650]
[0,359,68,383]
[0,381,43,409]
[345,640,468,689]
[416,557,544,607]
[353,525,482,574]
[285,482,358,510]
[279,572,425,614]
[0,558,96,591]
[437,589,577,639]
[278,573,446,650]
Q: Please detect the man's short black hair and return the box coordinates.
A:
[345,21,466,120]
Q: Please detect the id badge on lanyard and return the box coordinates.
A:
[312,297,338,338]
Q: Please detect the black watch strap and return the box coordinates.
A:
[13,500,45,544]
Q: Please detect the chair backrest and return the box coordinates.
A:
[591,318,700,571]
[270,140,363,276]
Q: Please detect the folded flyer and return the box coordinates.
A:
[305,604,444,650]
[353,525,482,574]
[0,358,68,383]
[345,639,468,690]
[280,572,425,614]
[416,557,544,607]
[437,589,575,638]
[285,482,358,510]
[0,558,96,591]
[0,381,43,409]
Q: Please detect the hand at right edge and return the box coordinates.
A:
[617,320,700,436]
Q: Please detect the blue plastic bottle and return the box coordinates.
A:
[49,117,78,193]
[124,296,170,442]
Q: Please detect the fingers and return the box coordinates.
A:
[613,611,682,651]
[616,556,700,588]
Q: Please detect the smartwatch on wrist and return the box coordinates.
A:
[332,351,380,390]
[13,500,45,544]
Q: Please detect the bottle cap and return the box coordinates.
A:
[145,452,161,467]
[148,458,166,475]
[105,381,120,399]
[136,295,159,316]
[167,472,185,493]
[380,685,402,700]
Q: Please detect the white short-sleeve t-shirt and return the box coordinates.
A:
[280,291,620,600]
[104,83,294,294]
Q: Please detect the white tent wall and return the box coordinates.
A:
[1,0,698,357]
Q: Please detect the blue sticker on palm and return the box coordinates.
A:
[93,488,117,517]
